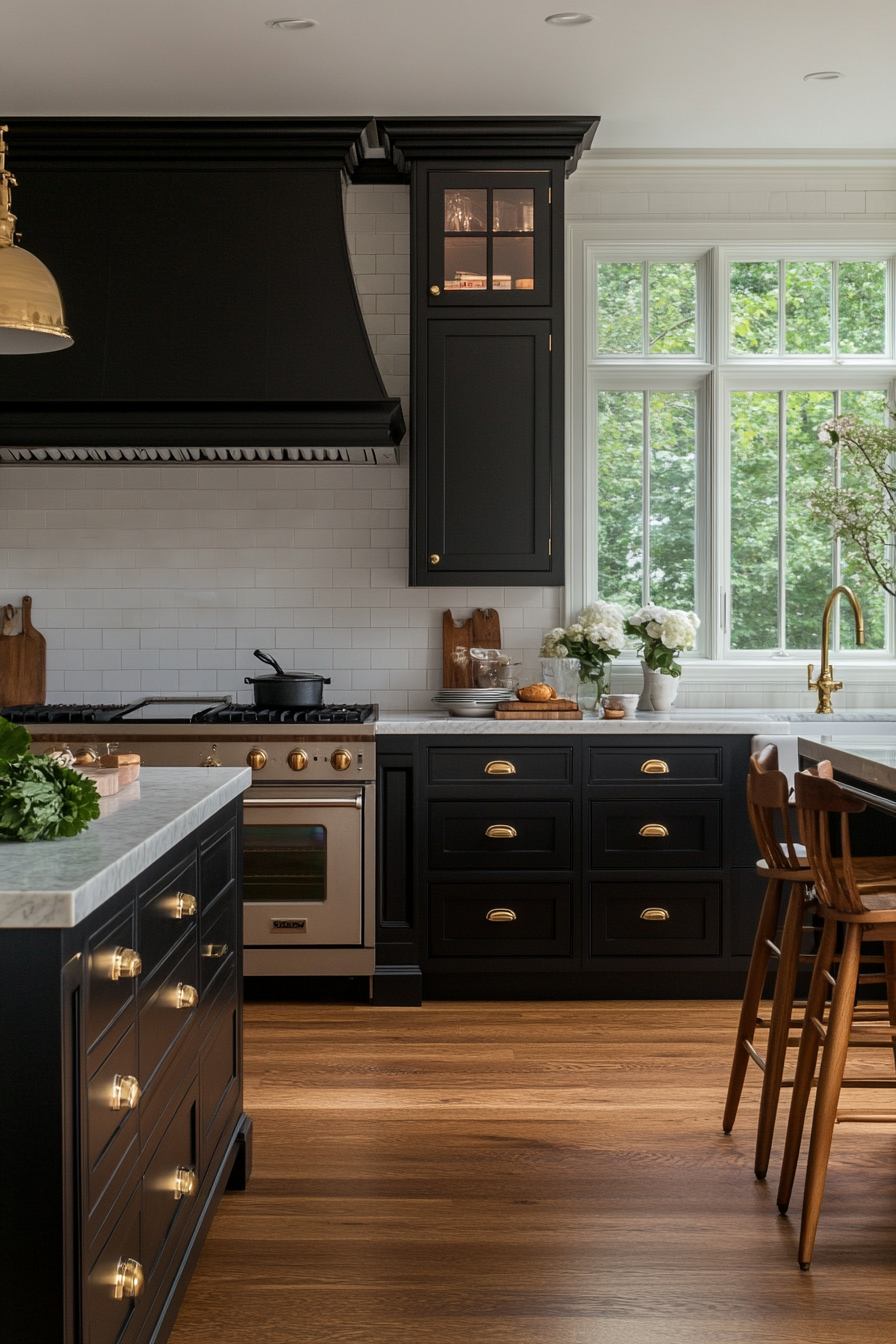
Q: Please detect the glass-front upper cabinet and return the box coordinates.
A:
[428,171,551,305]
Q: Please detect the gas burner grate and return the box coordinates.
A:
[0,702,150,724]
[191,703,377,725]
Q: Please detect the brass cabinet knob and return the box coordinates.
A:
[202,942,229,959]
[486,908,517,922]
[639,823,669,838]
[429,554,440,565]
[430,284,441,295]
[110,947,142,981]
[330,748,352,772]
[114,1257,145,1300]
[176,982,199,1009]
[484,760,516,776]
[640,907,670,921]
[174,891,197,919]
[174,1165,197,1200]
[641,759,670,775]
[287,749,308,772]
[111,1074,140,1111]
[247,748,267,771]
[485,824,518,839]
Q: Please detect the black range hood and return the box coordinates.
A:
[0,119,404,454]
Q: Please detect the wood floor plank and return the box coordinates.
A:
[167,1001,896,1344]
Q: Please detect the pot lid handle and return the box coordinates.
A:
[253,648,285,676]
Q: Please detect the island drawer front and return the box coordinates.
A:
[142,1076,198,1286]
[590,881,722,956]
[200,893,236,998]
[137,854,199,984]
[589,801,721,869]
[87,1023,140,1221]
[429,801,572,870]
[86,906,138,1057]
[588,747,722,786]
[429,882,573,958]
[86,1182,143,1344]
[200,999,239,1177]
[138,939,200,1099]
[428,747,573,786]
[200,822,236,916]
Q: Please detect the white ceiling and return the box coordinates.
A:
[2,0,895,150]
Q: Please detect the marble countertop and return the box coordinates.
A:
[798,735,896,794]
[376,710,896,736]
[0,767,251,930]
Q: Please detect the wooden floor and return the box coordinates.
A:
[168,1001,896,1344]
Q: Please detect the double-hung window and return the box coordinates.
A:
[568,241,896,667]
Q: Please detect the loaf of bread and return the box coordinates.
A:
[517,683,558,702]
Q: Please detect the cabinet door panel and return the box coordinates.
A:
[86,1182,143,1344]
[590,801,721,869]
[429,800,571,869]
[142,1077,198,1279]
[200,1001,238,1172]
[588,747,722,787]
[429,882,572,958]
[428,746,572,786]
[425,321,552,574]
[591,882,721,956]
[137,854,197,983]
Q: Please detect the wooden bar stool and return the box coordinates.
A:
[776,767,896,1270]
[723,748,893,1179]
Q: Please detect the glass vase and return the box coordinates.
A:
[577,664,611,712]
[540,657,580,701]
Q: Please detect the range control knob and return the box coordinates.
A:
[247,749,267,771]
[287,749,308,772]
[330,748,352,772]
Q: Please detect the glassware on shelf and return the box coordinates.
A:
[493,189,534,233]
[470,648,521,690]
[444,189,487,233]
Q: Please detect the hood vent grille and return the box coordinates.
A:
[0,444,396,464]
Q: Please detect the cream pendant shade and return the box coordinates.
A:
[0,244,72,353]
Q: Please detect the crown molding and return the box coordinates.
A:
[574,148,896,175]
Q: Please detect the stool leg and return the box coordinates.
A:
[777,917,836,1214]
[723,876,783,1134]
[884,941,896,1070]
[797,921,862,1270]
[754,882,807,1179]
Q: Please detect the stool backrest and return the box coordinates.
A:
[747,744,805,871]
[793,766,866,915]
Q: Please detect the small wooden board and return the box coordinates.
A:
[442,609,502,688]
[72,766,121,796]
[0,596,47,706]
[497,698,578,713]
[494,709,583,720]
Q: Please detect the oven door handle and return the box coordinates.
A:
[243,797,363,808]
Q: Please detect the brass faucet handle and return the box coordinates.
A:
[807,663,816,691]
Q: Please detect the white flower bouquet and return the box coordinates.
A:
[540,601,627,692]
[625,604,699,678]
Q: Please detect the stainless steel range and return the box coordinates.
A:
[3,697,377,979]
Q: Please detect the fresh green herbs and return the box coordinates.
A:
[0,717,100,842]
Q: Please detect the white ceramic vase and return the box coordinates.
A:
[638,660,680,712]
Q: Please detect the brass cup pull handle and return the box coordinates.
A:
[114,1257,145,1300]
[485,825,518,839]
[485,760,516,775]
[176,982,199,1009]
[641,759,670,775]
[111,1074,140,1111]
[640,907,670,922]
[174,1165,197,1200]
[110,947,142,981]
[486,908,517,922]
[175,892,197,919]
[202,942,229,959]
[639,823,669,838]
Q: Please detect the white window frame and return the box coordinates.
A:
[566,235,896,677]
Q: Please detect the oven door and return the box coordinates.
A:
[242,788,363,947]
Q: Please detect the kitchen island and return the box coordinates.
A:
[0,766,252,1344]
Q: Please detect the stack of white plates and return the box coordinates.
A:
[432,687,511,718]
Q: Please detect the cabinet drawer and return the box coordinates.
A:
[429,882,572,958]
[143,1076,198,1281]
[87,1023,140,1220]
[428,747,573,786]
[138,939,199,1096]
[200,822,235,914]
[590,801,720,869]
[86,906,138,1056]
[138,854,198,982]
[86,1182,143,1344]
[591,882,721,956]
[429,801,572,870]
[200,1000,239,1173]
[588,747,722,786]
[200,895,236,998]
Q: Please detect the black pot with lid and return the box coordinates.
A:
[244,650,331,708]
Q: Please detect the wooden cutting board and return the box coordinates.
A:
[0,596,47,706]
[497,698,578,713]
[442,609,502,688]
[494,708,584,720]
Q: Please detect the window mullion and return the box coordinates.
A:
[778,259,786,357]
[833,389,842,651]
[642,392,651,606]
[778,391,787,652]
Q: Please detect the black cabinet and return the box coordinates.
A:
[376,732,760,1000]
[381,119,597,587]
[0,797,250,1344]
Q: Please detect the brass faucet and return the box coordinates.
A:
[808,585,864,714]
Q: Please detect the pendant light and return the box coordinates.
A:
[0,125,72,354]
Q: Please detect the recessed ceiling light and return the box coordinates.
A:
[265,17,318,30]
[803,70,843,81]
[545,12,593,25]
